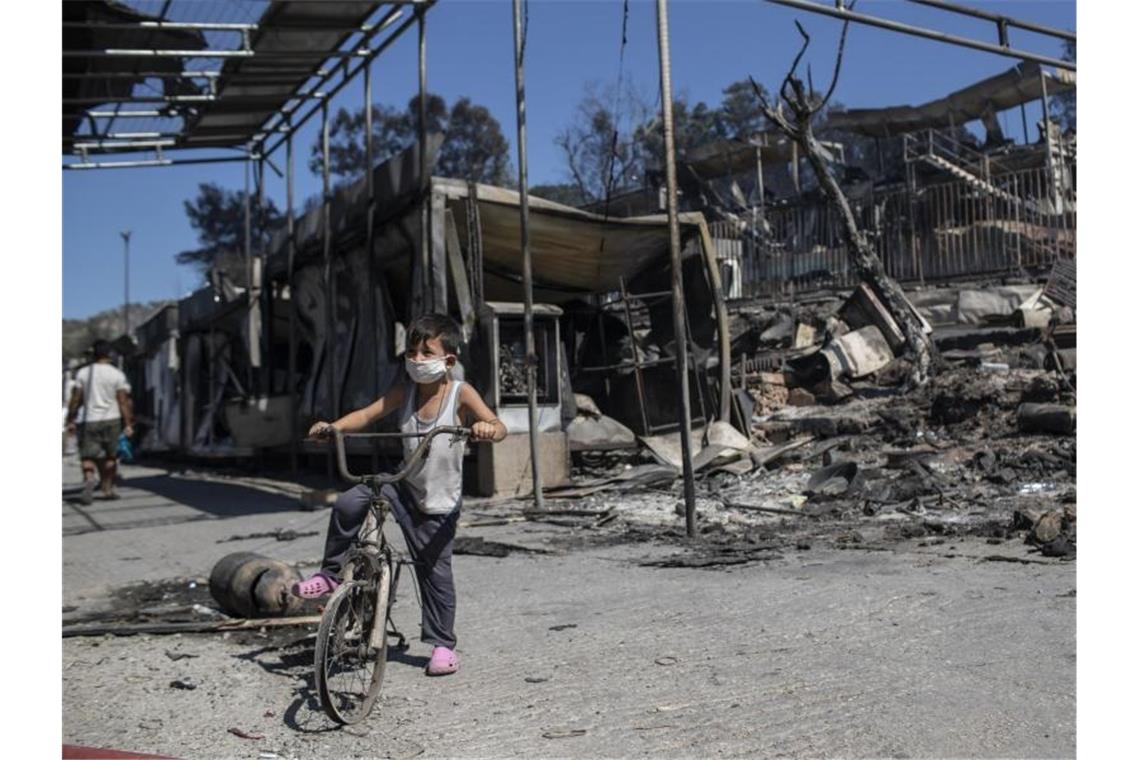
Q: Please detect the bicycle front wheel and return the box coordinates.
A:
[313,576,388,725]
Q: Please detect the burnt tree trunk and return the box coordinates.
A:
[768,78,935,386]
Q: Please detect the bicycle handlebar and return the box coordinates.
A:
[328,426,471,485]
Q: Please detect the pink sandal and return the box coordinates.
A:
[291,572,340,599]
[426,646,459,676]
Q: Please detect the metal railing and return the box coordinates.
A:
[903,128,1013,181]
[712,161,1075,302]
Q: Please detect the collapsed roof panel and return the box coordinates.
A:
[823,62,1076,138]
[448,182,707,300]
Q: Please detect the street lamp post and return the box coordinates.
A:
[120,230,131,337]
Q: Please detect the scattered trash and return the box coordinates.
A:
[654,656,678,666]
[525,676,550,683]
[164,650,199,661]
[169,678,197,690]
[228,727,265,741]
[548,623,578,632]
[452,536,547,557]
[1017,403,1076,435]
[805,461,861,497]
[542,728,587,739]
[218,529,320,544]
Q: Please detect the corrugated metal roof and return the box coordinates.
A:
[180,1,383,150]
[63,1,422,162]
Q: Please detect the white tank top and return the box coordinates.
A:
[398,379,465,515]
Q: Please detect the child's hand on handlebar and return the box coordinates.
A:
[471,421,498,441]
[308,422,335,439]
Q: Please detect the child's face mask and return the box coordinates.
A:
[405,355,448,383]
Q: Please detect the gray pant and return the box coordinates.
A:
[320,481,459,649]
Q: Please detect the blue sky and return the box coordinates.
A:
[62,0,1075,319]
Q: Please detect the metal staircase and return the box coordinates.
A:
[904,129,1043,213]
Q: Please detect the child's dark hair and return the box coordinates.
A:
[407,313,462,355]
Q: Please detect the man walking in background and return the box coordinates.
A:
[67,340,134,504]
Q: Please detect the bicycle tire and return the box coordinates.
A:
[313,571,390,725]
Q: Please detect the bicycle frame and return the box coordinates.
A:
[328,425,471,650]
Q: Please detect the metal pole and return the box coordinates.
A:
[244,148,254,394]
[257,157,268,398]
[1019,102,1030,145]
[64,155,256,171]
[765,0,1074,71]
[365,60,381,473]
[655,0,697,537]
[1039,70,1056,214]
[322,102,336,480]
[120,230,131,336]
[286,122,298,476]
[906,0,1076,42]
[417,6,430,313]
[512,0,545,509]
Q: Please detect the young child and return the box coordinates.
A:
[294,313,507,676]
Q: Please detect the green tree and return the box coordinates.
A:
[1051,38,1076,133]
[311,93,511,185]
[436,97,511,185]
[716,79,770,139]
[177,183,282,284]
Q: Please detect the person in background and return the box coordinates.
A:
[66,340,134,504]
[62,359,80,456]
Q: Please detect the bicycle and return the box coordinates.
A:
[312,424,470,725]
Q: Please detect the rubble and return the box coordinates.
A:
[543,277,1077,566]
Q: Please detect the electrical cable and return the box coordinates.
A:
[601,0,632,222]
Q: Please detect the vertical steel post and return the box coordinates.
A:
[418,7,430,313]
[1039,70,1056,214]
[512,0,545,509]
[365,60,381,472]
[244,148,253,393]
[257,157,268,398]
[322,102,336,479]
[286,120,298,476]
[655,0,697,537]
[120,230,131,337]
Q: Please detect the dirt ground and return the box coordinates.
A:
[62,455,1074,759]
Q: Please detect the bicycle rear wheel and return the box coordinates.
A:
[313,571,389,725]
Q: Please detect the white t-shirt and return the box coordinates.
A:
[75,363,131,423]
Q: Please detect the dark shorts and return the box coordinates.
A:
[78,420,122,461]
